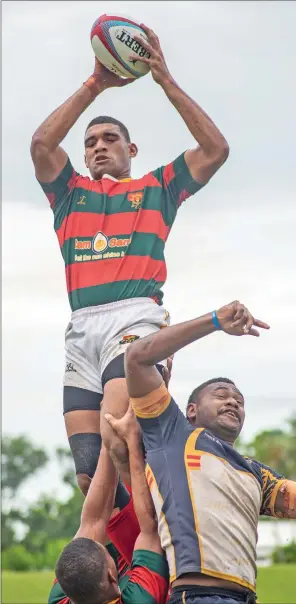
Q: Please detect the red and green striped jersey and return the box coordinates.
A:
[48,549,169,604]
[38,154,203,311]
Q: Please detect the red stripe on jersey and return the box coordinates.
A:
[187,455,201,460]
[148,476,154,489]
[188,463,200,468]
[177,188,190,207]
[67,170,78,191]
[107,497,140,565]
[129,565,168,601]
[56,209,170,248]
[73,173,161,196]
[163,162,175,188]
[66,256,166,292]
[46,192,55,210]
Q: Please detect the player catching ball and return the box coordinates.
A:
[30,23,229,498]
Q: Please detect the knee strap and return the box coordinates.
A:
[69,433,102,477]
[68,433,130,510]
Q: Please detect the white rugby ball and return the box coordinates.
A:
[90,14,151,79]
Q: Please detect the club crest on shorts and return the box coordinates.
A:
[119,334,140,345]
[127,191,143,209]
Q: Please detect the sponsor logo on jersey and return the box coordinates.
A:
[119,334,140,345]
[127,191,143,209]
[77,195,86,205]
[75,232,131,255]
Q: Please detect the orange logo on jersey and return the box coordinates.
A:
[128,191,143,209]
[109,237,131,248]
[75,239,91,250]
[119,335,140,345]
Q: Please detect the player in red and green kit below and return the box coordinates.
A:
[48,414,169,604]
[31,24,229,502]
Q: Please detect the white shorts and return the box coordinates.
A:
[63,297,170,411]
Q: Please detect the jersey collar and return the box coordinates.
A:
[102,174,132,182]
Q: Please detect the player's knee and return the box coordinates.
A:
[68,432,102,480]
[77,473,91,497]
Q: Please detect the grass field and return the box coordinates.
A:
[2,566,296,603]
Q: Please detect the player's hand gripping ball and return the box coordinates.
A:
[91,14,151,79]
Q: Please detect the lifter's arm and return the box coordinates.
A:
[75,445,118,543]
[105,406,162,553]
[30,59,133,183]
[124,302,270,398]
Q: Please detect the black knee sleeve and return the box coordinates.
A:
[69,433,102,477]
[68,432,130,510]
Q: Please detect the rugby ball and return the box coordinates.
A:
[91,14,151,79]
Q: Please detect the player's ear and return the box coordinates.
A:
[186,403,196,424]
[128,143,138,158]
[84,154,89,168]
[108,568,118,585]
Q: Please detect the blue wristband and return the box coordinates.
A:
[212,310,222,330]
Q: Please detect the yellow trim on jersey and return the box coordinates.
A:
[145,463,177,582]
[186,443,257,482]
[184,428,205,568]
[131,383,171,419]
[182,592,186,604]
[201,568,256,592]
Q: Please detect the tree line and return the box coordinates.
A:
[2,416,296,571]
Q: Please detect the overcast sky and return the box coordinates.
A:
[3,1,296,502]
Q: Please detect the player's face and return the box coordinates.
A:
[192,382,245,443]
[84,123,137,180]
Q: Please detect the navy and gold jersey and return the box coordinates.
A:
[132,384,286,592]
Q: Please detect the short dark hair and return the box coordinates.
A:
[55,538,108,604]
[186,377,235,418]
[86,116,131,142]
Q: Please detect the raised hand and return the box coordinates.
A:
[104,404,141,444]
[131,24,172,85]
[216,301,270,337]
[87,57,135,93]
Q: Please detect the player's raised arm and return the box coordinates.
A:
[75,445,118,543]
[30,58,133,183]
[259,462,296,520]
[135,24,229,185]
[105,406,163,552]
[124,301,270,399]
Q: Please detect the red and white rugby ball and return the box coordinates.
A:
[91,14,151,79]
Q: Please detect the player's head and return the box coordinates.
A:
[186,378,245,444]
[84,116,138,180]
[55,537,119,604]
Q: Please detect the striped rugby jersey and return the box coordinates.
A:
[48,549,169,604]
[132,384,286,591]
[38,153,203,311]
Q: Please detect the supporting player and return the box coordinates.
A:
[30,23,229,497]
[105,301,296,604]
[49,430,169,603]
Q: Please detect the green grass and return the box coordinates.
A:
[2,572,54,604]
[256,565,296,603]
[2,566,296,603]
